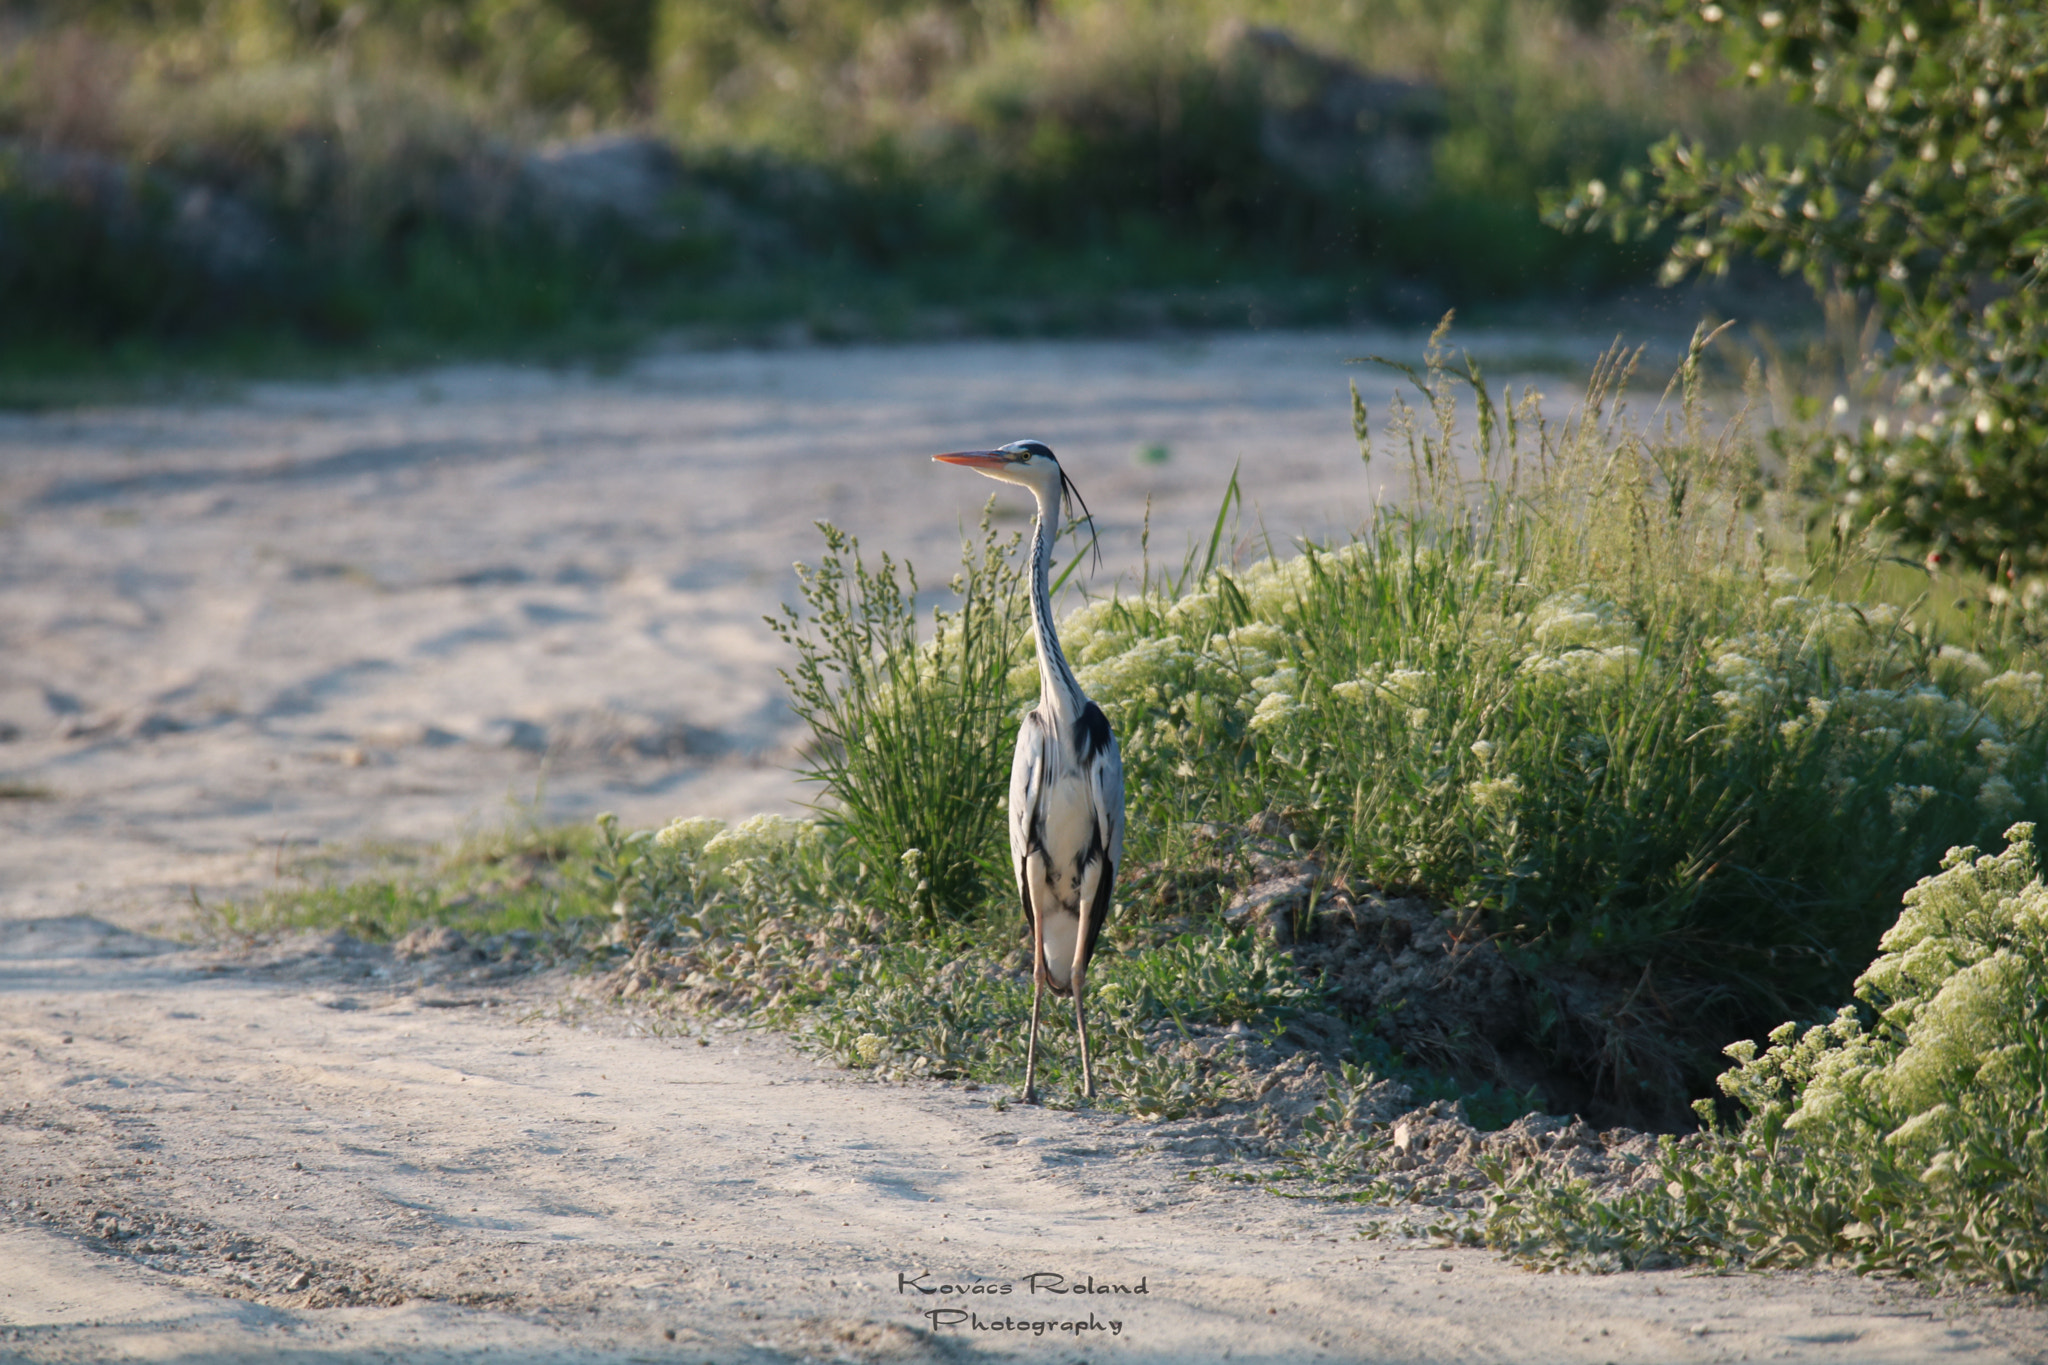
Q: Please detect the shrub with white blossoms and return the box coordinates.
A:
[1529,591,1632,650]
[617,811,838,950]
[653,815,726,859]
[700,813,821,868]
[1673,824,2048,1293]
[1713,823,2048,1136]
[1980,670,2047,730]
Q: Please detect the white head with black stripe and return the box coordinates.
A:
[931,439,1096,550]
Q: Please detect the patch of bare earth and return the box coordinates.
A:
[5,919,2044,1363]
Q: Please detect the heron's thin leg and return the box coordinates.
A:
[1023,913,1045,1105]
[1072,962,1093,1101]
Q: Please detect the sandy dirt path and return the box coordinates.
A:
[2,330,2044,1362]
[4,918,2042,1364]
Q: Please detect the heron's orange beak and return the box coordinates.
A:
[933,450,1009,468]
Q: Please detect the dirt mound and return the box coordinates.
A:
[1187,815,1700,1131]
[1360,1099,1665,1207]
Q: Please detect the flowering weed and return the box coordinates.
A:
[1482,822,2048,1295]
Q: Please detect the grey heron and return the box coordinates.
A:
[933,440,1125,1103]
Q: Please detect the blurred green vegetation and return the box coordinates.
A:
[0,0,1794,369]
[1551,0,2048,586]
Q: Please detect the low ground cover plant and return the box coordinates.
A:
[199,818,606,947]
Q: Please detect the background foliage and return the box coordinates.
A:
[0,0,1788,363]
[1550,0,2048,581]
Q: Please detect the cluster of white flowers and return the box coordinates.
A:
[1717,824,2048,1159]
[1708,647,1788,729]
[653,815,726,856]
[1865,824,2043,1130]
[1692,588,2048,823]
[1529,591,1632,650]
[1467,774,1523,813]
[1507,592,1653,701]
[1933,644,1995,687]
[700,813,821,866]
[1979,669,2046,729]
[1520,642,1643,694]
[1242,662,1299,732]
[1977,775,2024,819]
[1381,667,1431,700]
[1072,634,1200,711]
[1775,694,1833,745]
[1889,784,1938,820]
[1249,690,1303,732]
[1057,585,1339,750]
[1164,588,1219,627]
[1229,544,1373,616]
[1055,597,1135,666]
[1212,621,1292,679]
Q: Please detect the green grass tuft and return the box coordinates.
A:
[202,822,607,945]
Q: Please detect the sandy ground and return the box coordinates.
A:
[4,917,2044,1364]
[3,329,2045,1361]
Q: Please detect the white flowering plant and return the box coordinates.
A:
[1483,823,2048,1294]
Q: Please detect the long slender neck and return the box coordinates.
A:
[1028,482,1086,729]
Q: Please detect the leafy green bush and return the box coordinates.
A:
[768,508,1027,925]
[1481,822,2048,1294]
[1552,0,2048,579]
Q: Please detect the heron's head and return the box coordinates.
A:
[932,439,1091,526]
[933,438,1059,489]
[937,437,1073,511]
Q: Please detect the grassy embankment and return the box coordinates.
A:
[225,326,2048,1293]
[0,0,1792,392]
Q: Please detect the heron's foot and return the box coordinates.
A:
[1022,1086,1039,1105]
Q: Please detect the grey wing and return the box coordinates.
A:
[1094,725,1125,874]
[1009,711,1044,920]
[1075,719,1124,972]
